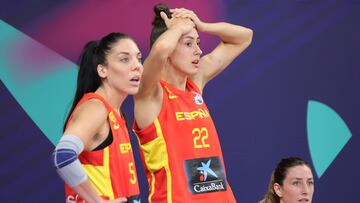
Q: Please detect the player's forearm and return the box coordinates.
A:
[201,22,253,46]
[151,26,185,60]
[71,180,105,203]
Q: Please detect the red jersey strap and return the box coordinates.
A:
[65,93,117,129]
[160,79,201,95]
[80,93,113,112]
[186,79,201,94]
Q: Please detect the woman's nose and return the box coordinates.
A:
[132,59,143,71]
[302,184,310,195]
[195,44,202,56]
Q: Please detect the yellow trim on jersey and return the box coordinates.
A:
[135,118,172,203]
[148,173,156,203]
[82,147,114,199]
[154,119,172,203]
[138,135,167,172]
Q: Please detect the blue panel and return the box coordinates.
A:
[307,100,352,178]
[0,20,77,145]
[1,1,360,202]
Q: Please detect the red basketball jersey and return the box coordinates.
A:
[134,80,236,203]
[65,93,140,202]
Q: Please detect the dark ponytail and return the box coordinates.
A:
[150,3,172,47]
[75,40,101,106]
[64,33,131,131]
[259,171,278,203]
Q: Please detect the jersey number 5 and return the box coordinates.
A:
[129,162,137,184]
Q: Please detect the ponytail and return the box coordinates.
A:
[150,3,172,47]
[64,33,131,131]
[259,171,279,203]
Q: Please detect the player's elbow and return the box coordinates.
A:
[242,28,253,48]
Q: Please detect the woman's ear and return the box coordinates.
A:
[273,183,283,198]
[97,64,107,79]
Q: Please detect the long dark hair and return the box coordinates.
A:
[259,157,311,203]
[150,3,172,47]
[64,32,131,131]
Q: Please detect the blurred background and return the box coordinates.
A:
[1,0,359,202]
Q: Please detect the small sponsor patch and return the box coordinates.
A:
[184,156,227,195]
[193,92,203,105]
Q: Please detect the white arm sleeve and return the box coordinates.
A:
[53,134,88,188]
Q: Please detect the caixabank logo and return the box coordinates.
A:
[184,156,227,194]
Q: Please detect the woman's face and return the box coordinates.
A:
[169,28,202,76]
[100,38,143,95]
[274,165,314,203]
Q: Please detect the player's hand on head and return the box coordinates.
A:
[170,8,205,31]
[161,11,195,34]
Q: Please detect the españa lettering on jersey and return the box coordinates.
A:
[64,93,140,202]
[175,108,210,121]
[133,80,236,203]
